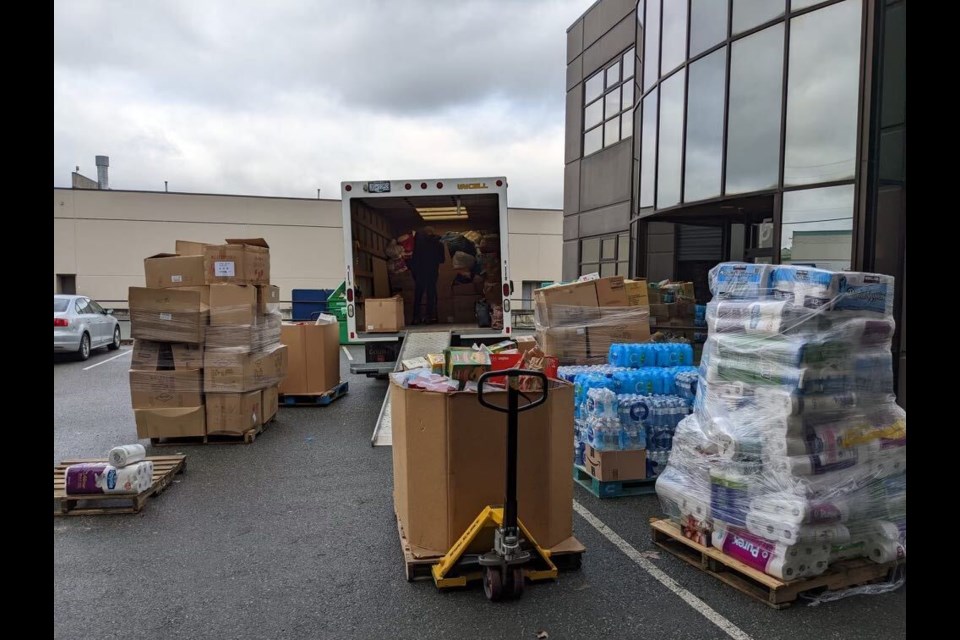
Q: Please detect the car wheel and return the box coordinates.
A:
[108,326,121,351]
[77,333,91,361]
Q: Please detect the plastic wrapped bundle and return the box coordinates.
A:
[655,263,905,594]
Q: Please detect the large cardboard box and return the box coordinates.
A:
[131,341,203,370]
[588,322,652,357]
[134,406,206,439]
[583,444,646,481]
[209,284,257,326]
[595,276,630,308]
[256,285,281,314]
[364,296,404,332]
[534,281,599,327]
[391,380,574,557]
[129,287,206,344]
[204,344,288,393]
[624,279,650,306]
[206,390,262,435]
[144,254,207,289]
[175,240,212,256]
[129,369,203,409]
[203,238,270,285]
[206,313,282,353]
[279,321,340,395]
[538,326,588,362]
[262,385,279,422]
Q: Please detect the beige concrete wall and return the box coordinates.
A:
[54,189,562,307]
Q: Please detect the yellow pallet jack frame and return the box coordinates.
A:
[430,369,558,601]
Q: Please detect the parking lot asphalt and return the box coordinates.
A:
[54,349,906,640]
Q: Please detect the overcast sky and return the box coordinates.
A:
[54,0,587,208]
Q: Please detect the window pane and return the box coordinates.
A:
[582,238,601,262]
[623,48,635,79]
[617,261,629,275]
[606,60,621,89]
[733,0,786,34]
[685,47,726,202]
[621,112,634,138]
[622,81,635,111]
[780,184,854,270]
[661,0,689,74]
[792,0,825,10]
[585,99,603,129]
[581,263,600,276]
[690,0,729,57]
[604,117,620,147]
[88,300,104,314]
[584,126,603,156]
[600,262,616,277]
[602,238,616,259]
[585,72,604,103]
[657,70,685,208]
[605,87,621,119]
[617,234,629,259]
[784,0,861,186]
[639,89,659,207]
[726,24,784,195]
[643,0,661,91]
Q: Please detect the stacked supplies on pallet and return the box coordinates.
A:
[560,343,697,482]
[64,445,154,495]
[129,239,286,440]
[535,276,652,365]
[655,262,905,589]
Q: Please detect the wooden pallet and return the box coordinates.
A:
[573,465,657,499]
[650,518,904,609]
[397,514,585,582]
[150,415,277,446]
[279,381,349,407]
[54,455,187,516]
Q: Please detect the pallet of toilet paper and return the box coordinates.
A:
[653,262,904,596]
[534,276,652,365]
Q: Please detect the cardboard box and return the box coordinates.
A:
[129,369,203,409]
[278,322,340,395]
[670,301,696,321]
[206,313,282,352]
[129,287,206,344]
[204,344,288,393]
[262,385,279,422]
[624,279,650,306]
[402,357,429,371]
[426,353,445,374]
[391,379,574,556]
[444,348,491,387]
[538,326,588,362]
[534,281,599,327]
[131,341,204,370]
[583,444,646,481]
[203,238,270,285]
[205,391,262,435]
[595,276,630,308]
[134,406,206,439]
[649,303,671,323]
[256,285,281,314]
[515,335,538,354]
[209,284,257,326]
[364,296,404,332]
[144,254,207,289]
[175,240,212,256]
[588,322,652,357]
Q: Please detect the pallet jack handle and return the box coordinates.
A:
[476,369,548,532]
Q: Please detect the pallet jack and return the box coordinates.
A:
[431,369,558,601]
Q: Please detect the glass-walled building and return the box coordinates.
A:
[564,0,906,404]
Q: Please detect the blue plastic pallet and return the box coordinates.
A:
[573,465,657,499]
[279,381,349,407]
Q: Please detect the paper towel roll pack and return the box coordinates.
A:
[655,263,905,587]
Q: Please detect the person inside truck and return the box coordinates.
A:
[410,226,445,324]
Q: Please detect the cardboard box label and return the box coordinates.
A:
[215,261,236,277]
[170,275,183,283]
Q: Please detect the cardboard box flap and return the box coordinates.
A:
[146,253,180,260]
[175,240,213,256]
[225,238,270,248]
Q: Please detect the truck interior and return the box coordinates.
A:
[350,192,505,335]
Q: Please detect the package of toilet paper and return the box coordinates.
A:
[656,262,905,596]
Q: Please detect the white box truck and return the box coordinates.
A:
[340,177,514,342]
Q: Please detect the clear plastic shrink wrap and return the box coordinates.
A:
[655,263,905,593]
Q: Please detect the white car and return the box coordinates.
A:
[54,295,122,361]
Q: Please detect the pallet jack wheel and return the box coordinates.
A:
[511,568,525,599]
[483,567,504,602]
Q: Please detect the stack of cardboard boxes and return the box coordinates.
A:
[647,280,696,329]
[534,276,651,364]
[129,239,287,440]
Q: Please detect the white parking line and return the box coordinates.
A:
[573,500,754,640]
[342,346,354,361]
[82,349,132,371]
